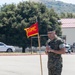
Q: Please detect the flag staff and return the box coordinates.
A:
[37,33,43,75]
[37,16,43,75]
[24,17,43,75]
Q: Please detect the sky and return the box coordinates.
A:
[0,0,29,6]
[0,0,75,6]
[56,0,75,4]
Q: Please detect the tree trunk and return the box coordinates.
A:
[22,47,25,53]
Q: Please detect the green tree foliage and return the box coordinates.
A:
[0,2,61,52]
[59,12,75,18]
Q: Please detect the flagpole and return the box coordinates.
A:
[24,18,43,75]
[38,34,43,75]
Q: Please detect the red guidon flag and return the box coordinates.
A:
[24,22,39,38]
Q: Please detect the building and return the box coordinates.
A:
[61,18,75,45]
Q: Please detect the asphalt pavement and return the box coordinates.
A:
[0,54,75,75]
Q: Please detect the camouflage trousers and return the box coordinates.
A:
[48,64,62,75]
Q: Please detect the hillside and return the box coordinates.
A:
[30,0,75,13]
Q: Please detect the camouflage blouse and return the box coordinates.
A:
[46,36,65,68]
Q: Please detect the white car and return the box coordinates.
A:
[65,44,71,53]
[0,42,15,52]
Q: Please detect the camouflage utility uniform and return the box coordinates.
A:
[46,37,65,75]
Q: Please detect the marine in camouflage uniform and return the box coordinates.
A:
[46,28,65,75]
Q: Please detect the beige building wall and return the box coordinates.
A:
[62,27,75,45]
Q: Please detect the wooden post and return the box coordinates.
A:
[31,37,33,54]
[38,34,43,75]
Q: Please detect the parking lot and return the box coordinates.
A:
[0,54,75,75]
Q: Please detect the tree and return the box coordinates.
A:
[59,12,75,18]
[0,2,61,52]
[48,8,62,36]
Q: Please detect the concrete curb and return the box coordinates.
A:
[0,53,46,56]
[0,53,74,56]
